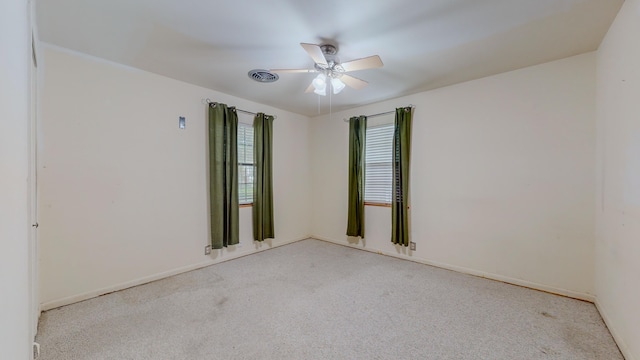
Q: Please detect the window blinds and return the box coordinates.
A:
[365,124,394,204]
[238,123,254,204]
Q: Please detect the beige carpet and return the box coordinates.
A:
[37,239,623,359]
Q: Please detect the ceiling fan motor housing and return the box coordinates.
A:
[315,44,344,78]
[320,44,337,56]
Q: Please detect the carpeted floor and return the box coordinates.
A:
[36,239,623,359]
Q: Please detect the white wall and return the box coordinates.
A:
[311,53,596,300]
[595,0,640,358]
[0,0,33,359]
[39,46,311,309]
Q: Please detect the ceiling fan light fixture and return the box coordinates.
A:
[312,73,326,90]
[331,78,345,94]
[314,85,327,96]
[312,73,327,96]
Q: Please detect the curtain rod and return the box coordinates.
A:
[342,105,415,122]
[205,99,277,119]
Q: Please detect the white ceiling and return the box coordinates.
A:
[37,0,623,117]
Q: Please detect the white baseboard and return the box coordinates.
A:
[595,298,635,360]
[312,236,595,303]
[40,236,309,311]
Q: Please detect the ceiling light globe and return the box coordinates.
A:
[331,78,346,94]
[312,74,326,90]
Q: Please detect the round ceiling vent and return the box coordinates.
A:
[248,69,279,83]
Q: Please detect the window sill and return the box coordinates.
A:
[365,202,391,208]
[364,202,410,209]
[239,203,253,208]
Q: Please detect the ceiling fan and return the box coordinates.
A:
[270,43,383,96]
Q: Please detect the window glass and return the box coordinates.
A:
[238,123,254,205]
[365,124,394,204]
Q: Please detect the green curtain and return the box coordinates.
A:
[346,116,367,238]
[209,103,239,249]
[391,107,412,246]
[253,113,275,241]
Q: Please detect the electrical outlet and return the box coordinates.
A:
[410,242,416,251]
[204,245,211,255]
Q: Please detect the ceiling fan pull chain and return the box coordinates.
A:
[329,84,332,121]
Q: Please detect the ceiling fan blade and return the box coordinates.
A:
[270,69,317,73]
[300,43,328,67]
[304,83,315,93]
[340,74,368,90]
[340,55,383,72]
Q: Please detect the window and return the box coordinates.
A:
[365,123,394,205]
[238,123,254,205]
